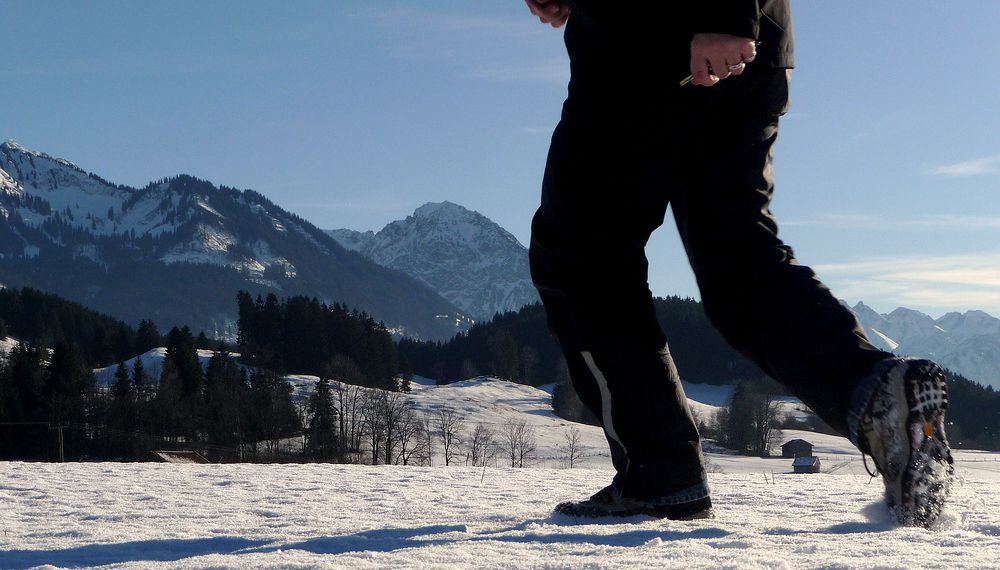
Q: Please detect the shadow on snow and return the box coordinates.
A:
[0,537,270,570]
[1,523,735,567]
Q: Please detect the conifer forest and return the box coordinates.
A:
[1,287,999,464]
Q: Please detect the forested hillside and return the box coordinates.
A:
[397,296,766,388]
[2,287,999,462]
[0,287,160,366]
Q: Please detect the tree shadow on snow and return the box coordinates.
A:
[0,537,270,570]
[273,521,732,556]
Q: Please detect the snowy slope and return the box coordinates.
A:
[852,301,1000,389]
[92,347,221,386]
[406,376,611,468]
[0,336,19,358]
[90,350,842,472]
[4,354,1000,568]
[1,438,997,569]
[0,141,132,238]
[328,201,540,322]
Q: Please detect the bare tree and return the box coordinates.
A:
[436,407,465,466]
[749,392,782,457]
[466,423,499,467]
[379,390,412,465]
[561,425,585,468]
[331,380,365,460]
[327,357,368,461]
[392,402,426,465]
[418,411,436,466]
[501,417,537,468]
[358,388,413,465]
[360,388,387,464]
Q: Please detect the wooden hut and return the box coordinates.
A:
[792,456,822,474]
[781,439,814,459]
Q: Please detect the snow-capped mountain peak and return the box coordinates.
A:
[851,301,1000,389]
[329,201,540,321]
[2,139,83,173]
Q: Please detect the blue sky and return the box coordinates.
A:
[5,2,1000,318]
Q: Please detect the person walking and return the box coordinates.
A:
[524,0,953,527]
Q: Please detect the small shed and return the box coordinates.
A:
[792,456,822,474]
[151,450,211,464]
[781,439,814,459]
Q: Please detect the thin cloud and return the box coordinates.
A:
[361,7,567,84]
[929,153,1000,177]
[466,58,569,83]
[814,253,1000,315]
[783,213,1000,231]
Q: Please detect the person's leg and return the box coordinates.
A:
[530,85,707,507]
[529,0,714,515]
[670,67,890,436]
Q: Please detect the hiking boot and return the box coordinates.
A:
[554,485,714,520]
[852,358,954,527]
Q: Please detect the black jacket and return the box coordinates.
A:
[567,0,794,70]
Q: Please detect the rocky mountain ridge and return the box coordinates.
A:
[328,201,539,322]
[0,140,468,340]
[851,301,1000,389]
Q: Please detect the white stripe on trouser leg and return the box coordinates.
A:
[581,351,628,463]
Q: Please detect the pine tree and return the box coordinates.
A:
[165,326,203,399]
[0,343,46,458]
[202,346,248,454]
[195,331,212,350]
[248,369,300,457]
[112,361,132,400]
[136,320,161,354]
[132,358,147,396]
[305,377,338,461]
[107,360,139,457]
[43,340,94,460]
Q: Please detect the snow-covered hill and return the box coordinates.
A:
[3,365,1000,569]
[0,140,468,340]
[851,301,1000,389]
[90,347,840,471]
[328,201,540,322]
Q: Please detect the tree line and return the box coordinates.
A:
[236,291,401,390]
[397,297,769,389]
[4,285,1000,461]
[0,287,159,367]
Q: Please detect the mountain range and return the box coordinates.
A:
[0,140,469,341]
[327,201,539,322]
[4,140,1000,390]
[851,302,1000,389]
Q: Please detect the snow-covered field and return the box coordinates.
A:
[3,377,1000,569]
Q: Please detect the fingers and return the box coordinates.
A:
[689,33,757,87]
[690,61,719,87]
[525,0,570,27]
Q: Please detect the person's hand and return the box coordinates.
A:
[689,33,757,86]
[525,0,570,28]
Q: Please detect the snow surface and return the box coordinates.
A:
[3,374,1000,569]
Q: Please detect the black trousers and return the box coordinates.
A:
[529,14,889,501]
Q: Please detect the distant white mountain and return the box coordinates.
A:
[0,140,468,340]
[851,301,1000,389]
[328,201,540,322]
